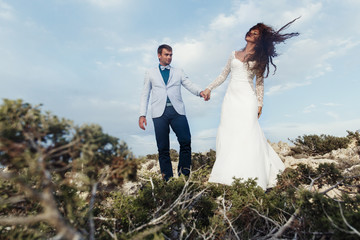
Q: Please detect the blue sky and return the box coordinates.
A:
[1,0,359,156]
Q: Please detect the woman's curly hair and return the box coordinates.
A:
[246,17,300,78]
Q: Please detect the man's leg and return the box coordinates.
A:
[153,109,173,181]
[168,108,191,177]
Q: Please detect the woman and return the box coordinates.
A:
[202,18,299,190]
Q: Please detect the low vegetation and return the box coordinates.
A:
[289,134,351,156]
[0,99,359,239]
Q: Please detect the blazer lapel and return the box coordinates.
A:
[168,67,174,85]
[156,67,166,86]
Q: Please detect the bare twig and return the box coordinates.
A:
[129,172,205,234]
[271,208,300,238]
[44,139,80,159]
[250,208,281,229]
[320,174,360,195]
[322,202,353,234]
[338,201,360,236]
[89,182,98,240]
[104,228,118,240]
[221,190,240,240]
[0,195,25,205]
[130,225,163,240]
[94,216,117,239]
[0,213,47,225]
[138,176,156,203]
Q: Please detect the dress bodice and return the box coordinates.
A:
[207,51,264,107]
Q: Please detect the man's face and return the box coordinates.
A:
[158,49,173,66]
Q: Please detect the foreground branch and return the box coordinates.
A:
[0,214,47,225]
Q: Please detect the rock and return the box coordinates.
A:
[121,181,142,195]
[324,148,358,160]
[283,156,337,169]
[270,141,292,156]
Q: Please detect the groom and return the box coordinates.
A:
[139,44,204,181]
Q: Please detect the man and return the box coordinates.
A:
[139,44,204,181]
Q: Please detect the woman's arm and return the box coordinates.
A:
[202,52,233,100]
[255,74,264,118]
[206,52,233,91]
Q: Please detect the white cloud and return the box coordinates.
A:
[263,118,360,144]
[266,81,311,95]
[210,14,237,30]
[129,134,157,156]
[118,41,157,53]
[0,0,15,20]
[85,0,125,8]
[194,128,218,140]
[281,2,322,25]
[326,111,339,120]
[232,0,261,23]
[303,104,316,113]
[87,98,138,112]
[322,102,341,107]
[173,39,206,69]
[334,38,360,52]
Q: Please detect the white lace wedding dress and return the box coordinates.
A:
[207,51,285,190]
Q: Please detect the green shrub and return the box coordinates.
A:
[290,134,351,155]
[0,99,137,239]
[347,130,360,146]
[1,99,359,239]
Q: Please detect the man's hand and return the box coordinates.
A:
[201,88,211,101]
[139,116,147,130]
[258,106,263,119]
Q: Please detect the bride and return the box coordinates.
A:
[202,18,299,190]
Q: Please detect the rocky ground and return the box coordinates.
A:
[121,140,360,195]
[271,140,360,171]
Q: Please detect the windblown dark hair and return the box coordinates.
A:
[246,17,300,78]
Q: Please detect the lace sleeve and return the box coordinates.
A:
[206,52,233,90]
[255,75,264,107]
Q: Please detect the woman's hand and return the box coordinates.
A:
[201,88,211,101]
[258,106,263,119]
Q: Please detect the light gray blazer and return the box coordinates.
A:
[140,66,202,118]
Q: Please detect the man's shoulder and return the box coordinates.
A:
[170,66,185,74]
[144,67,159,76]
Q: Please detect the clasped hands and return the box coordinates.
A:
[200,88,211,101]
[200,88,263,119]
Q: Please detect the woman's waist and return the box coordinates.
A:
[228,80,254,88]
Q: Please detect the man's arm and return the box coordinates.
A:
[139,71,151,130]
[180,69,203,97]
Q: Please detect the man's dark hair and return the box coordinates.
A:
[158,44,172,55]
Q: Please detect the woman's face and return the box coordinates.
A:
[245,29,260,43]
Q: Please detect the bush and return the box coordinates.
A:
[347,130,360,146]
[0,99,137,239]
[1,99,359,239]
[93,163,360,240]
[290,134,351,156]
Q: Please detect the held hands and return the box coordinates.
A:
[200,88,211,101]
[139,116,147,130]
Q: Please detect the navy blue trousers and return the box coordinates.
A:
[153,106,191,181]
